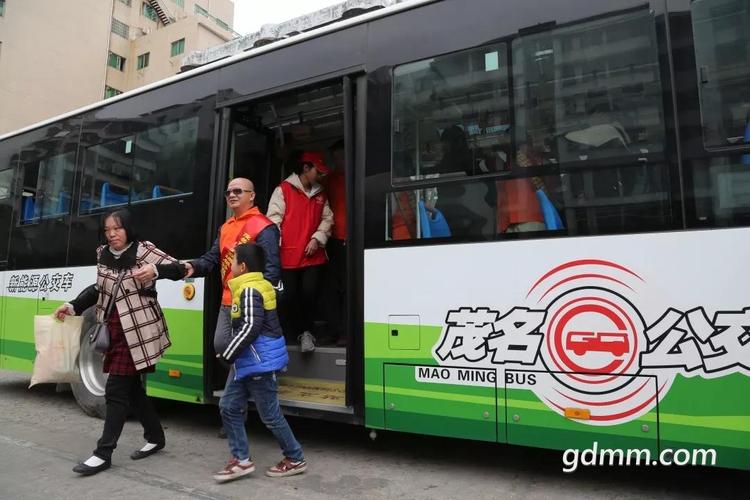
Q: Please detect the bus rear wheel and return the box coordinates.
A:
[70,309,107,419]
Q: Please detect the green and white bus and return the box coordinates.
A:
[0,0,748,470]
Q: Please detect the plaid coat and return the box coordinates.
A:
[72,241,181,371]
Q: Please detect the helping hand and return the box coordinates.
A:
[184,262,194,279]
[132,264,156,284]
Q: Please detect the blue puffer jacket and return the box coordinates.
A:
[221,272,288,379]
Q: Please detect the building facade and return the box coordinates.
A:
[0,0,235,134]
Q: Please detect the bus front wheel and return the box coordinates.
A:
[70,309,107,419]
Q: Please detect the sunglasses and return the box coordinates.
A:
[225,188,253,197]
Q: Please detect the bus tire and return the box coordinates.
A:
[70,309,107,419]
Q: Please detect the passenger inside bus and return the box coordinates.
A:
[425,125,490,238]
[496,144,549,234]
[230,86,351,348]
[322,140,348,346]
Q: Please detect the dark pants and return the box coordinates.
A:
[93,374,164,460]
[324,239,347,340]
[281,264,323,341]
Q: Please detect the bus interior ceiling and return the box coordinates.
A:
[212,81,349,412]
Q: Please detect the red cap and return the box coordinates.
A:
[300,151,331,175]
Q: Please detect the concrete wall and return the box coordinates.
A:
[0,0,235,134]
[0,0,113,134]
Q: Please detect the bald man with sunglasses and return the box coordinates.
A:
[184,178,281,358]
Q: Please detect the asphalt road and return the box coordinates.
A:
[0,370,742,499]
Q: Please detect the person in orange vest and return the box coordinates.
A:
[181,177,281,363]
[323,140,347,346]
[497,144,547,233]
[267,151,334,353]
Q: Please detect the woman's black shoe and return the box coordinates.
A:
[72,460,111,475]
[130,442,165,460]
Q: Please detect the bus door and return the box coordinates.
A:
[213,77,355,417]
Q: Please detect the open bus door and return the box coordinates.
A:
[209,76,359,421]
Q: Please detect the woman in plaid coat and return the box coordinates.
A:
[54,208,186,476]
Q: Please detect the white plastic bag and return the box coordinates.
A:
[29,315,84,387]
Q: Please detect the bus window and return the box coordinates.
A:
[512,9,673,236]
[131,116,198,202]
[685,151,750,228]
[692,0,750,149]
[39,152,76,218]
[18,151,76,224]
[387,174,566,241]
[392,43,511,184]
[19,163,39,224]
[79,136,134,214]
[512,9,664,164]
[0,169,13,200]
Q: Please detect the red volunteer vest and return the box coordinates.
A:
[279,180,328,269]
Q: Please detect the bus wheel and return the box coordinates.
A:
[70,309,107,419]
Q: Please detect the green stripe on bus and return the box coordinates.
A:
[367,386,750,434]
[146,380,203,404]
[1,339,35,361]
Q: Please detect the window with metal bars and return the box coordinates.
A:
[111,18,129,38]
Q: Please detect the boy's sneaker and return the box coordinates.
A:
[298,331,316,353]
[266,457,307,477]
[213,458,255,483]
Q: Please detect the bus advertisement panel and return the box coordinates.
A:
[364,227,750,470]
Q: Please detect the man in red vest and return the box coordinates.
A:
[267,151,333,352]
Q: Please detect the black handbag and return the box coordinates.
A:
[87,270,126,354]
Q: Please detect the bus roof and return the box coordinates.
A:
[0,0,434,143]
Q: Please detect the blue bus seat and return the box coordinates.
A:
[79,195,93,213]
[536,189,564,230]
[56,192,71,214]
[21,197,35,222]
[418,200,432,238]
[101,182,128,207]
[418,200,451,238]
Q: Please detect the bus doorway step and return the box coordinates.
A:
[213,376,351,415]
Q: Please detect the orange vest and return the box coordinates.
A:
[391,191,417,240]
[497,178,544,233]
[219,207,273,305]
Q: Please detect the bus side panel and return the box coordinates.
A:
[1,266,95,372]
[658,374,750,470]
[365,321,504,443]
[504,371,658,455]
[363,229,750,470]
[0,295,37,372]
[145,278,206,405]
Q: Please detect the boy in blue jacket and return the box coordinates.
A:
[213,242,306,483]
